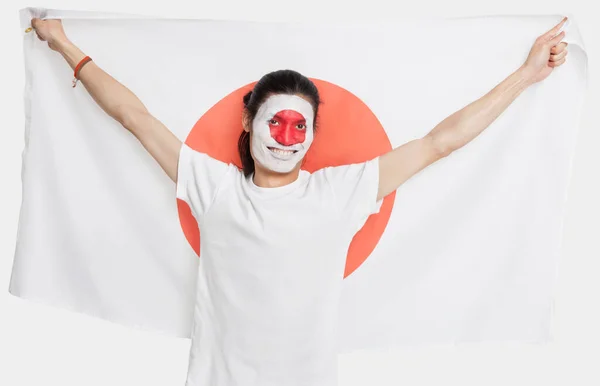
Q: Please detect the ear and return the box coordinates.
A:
[242,110,251,133]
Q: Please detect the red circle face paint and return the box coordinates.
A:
[269,110,307,146]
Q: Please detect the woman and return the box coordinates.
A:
[31,16,568,386]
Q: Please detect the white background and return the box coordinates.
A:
[0,1,597,385]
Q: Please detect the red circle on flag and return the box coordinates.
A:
[177,78,395,277]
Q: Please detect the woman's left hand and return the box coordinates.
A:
[522,17,569,84]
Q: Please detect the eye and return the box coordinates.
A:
[269,119,279,125]
[296,124,306,130]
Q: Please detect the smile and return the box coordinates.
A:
[267,146,298,156]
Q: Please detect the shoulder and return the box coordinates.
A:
[310,157,380,190]
[176,142,241,219]
[308,158,382,225]
[179,143,240,180]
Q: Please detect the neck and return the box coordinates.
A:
[252,164,301,188]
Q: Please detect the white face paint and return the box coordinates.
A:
[250,94,315,173]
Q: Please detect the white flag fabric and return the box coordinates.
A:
[10,7,588,354]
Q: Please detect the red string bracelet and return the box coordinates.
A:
[72,56,92,88]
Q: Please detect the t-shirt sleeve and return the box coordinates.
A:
[176,142,233,221]
[320,157,384,233]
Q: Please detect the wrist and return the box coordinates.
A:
[55,39,88,70]
[516,65,537,87]
[55,37,74,54]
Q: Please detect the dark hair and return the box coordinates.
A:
[238,69,321,176]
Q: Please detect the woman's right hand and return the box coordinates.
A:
[31,18,69,52]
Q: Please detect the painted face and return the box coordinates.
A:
[250,94,315,173]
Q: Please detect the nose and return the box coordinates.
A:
[272,125,300,146]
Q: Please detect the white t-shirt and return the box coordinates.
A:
[176,143,382,386]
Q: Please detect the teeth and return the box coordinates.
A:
[269,147,295,156]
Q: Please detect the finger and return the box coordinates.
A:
[549,58,566,67]
[551,42,568,54]
[31,18,41,29]
[548,30,566,46]
[550,49,568,62]
[543,16,568,39]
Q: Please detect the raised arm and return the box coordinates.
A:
[377,17,569,201]
[31,18,182,183]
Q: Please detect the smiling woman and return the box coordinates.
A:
[173,69,386,386]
